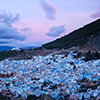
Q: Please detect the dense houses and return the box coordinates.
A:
[0,51,100,100]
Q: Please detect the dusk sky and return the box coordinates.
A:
[0,0,100,47]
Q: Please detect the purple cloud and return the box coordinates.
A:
[21,28,33,37]
[39,0,58,21]
[0,11,27,43]
[90,7,100,18]
[46,25,66,37]
[0,10,20,26]
[21,28,30,31]
[90,11,100,18]
[0,39,13,44]
[0,23,26,41]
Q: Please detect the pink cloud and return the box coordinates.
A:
[90,6,100,18]
[39,0,58,21]
[90,11,100,18]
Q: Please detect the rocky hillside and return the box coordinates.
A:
[42,18,100,50]
[85,31,100,51]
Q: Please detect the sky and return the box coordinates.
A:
[0,0,100,47]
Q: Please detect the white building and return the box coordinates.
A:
[11,47,21,51]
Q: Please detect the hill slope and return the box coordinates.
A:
[43,18,100,50]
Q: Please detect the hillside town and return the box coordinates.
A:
[0,51,100,100]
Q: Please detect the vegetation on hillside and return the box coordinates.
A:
[0,49,24,61]
[43,18,100,49]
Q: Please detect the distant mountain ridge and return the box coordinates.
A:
[43,18,100,51]
[0,46,39,52]
[0,46,14,52]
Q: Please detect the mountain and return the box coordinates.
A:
[0,46,14,52]
[43,18,100,51]
[0,46,39,52]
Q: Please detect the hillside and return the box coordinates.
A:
[42,18,100,50]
